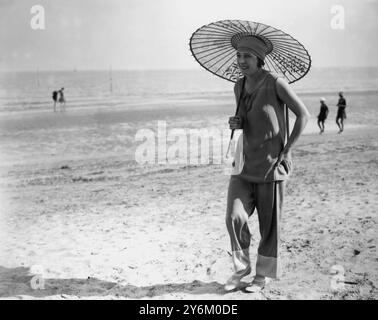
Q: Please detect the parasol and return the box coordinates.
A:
[189,20,311,84]
[189,20,311,159]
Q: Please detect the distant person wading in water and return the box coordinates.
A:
[336,91,346,133]
[58,87,66,112]
[52,90,58,112]
[317,98,329,134]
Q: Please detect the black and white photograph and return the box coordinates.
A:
[0,0,377,302]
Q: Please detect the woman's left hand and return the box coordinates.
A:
[274,151,291,170]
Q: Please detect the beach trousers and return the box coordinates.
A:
[225,176,284,279]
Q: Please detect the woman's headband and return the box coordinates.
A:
[236,36,268,60]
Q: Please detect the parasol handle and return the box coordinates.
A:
[226,77,246,158]
[230,128,236,140]
[229,76,246,141]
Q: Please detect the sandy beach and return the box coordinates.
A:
[0,88,377,300]
[2,0,378,304]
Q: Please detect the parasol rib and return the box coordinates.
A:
[217,20,246,34]
[272,43,310,60]
[194,46,235,61]
[268,40,304,50]
[214,51,238,75]
[191,38,231,46]
[194,44,234,60]
[194,31,235,38]
[201,47,236,66]
[206,46,236,70]
[192,43,232,56]
[270,54,298,80]
[264,55,281,75]
[272,46,310,66]
[204,24,240,36]
[235,20,252,34]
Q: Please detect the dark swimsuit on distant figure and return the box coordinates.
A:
[336,97,346,120]
[59,90,65,103]
[318,104,328,122]
[52,91,58,102]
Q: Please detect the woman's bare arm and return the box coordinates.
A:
[275,77,310,157]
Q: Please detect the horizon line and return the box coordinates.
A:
[1,65,378,73]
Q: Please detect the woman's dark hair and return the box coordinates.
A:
[257,58,265,68]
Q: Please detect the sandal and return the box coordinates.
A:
[224,267,251,291]
[224,275,243,291]
[245,276,268,293]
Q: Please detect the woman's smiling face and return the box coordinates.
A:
[236,50,259,76]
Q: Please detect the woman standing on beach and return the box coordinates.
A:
[336,92,347,133]
[317,98,329,134]
[225,36,310,292]
[58,87,66,112]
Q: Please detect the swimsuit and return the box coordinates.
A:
[226,70,291,279]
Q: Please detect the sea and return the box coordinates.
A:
[0,67,377,114]
[0,67,377,167]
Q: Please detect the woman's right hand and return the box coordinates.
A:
[228,116,243,130]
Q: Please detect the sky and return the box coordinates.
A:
[0,0,377,71]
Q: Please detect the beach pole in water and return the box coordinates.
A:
[36,68,40,88]
[109,65,113,95]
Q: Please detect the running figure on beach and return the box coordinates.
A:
[336,92,346,133]
[225,36,310,292]
[317,98,329,134]
[58,87,66,112]
[52,90,58,112]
